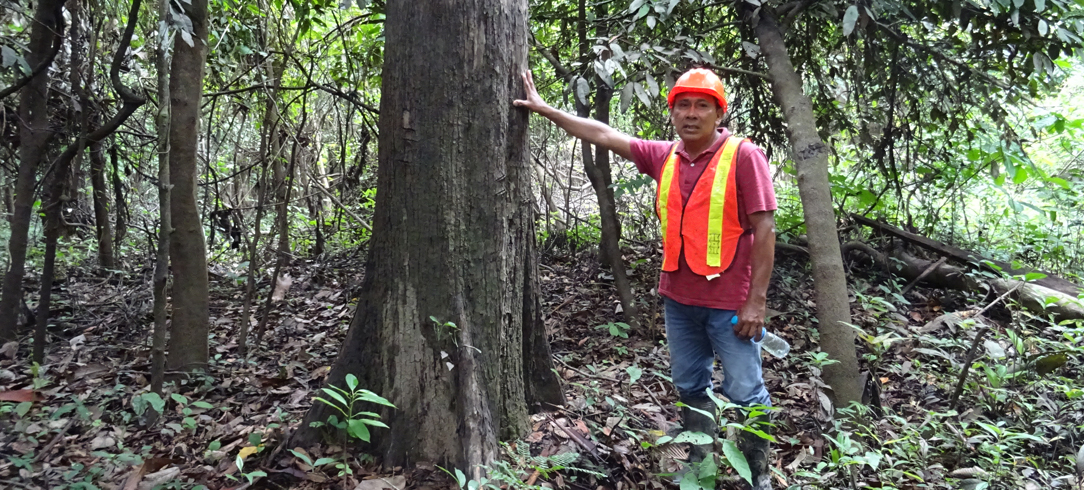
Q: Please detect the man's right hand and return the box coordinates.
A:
[512,70,634,161]
[513,71,550,114]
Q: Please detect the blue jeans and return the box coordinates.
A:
[664,297,771,407]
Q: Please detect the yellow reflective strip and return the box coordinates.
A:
[706,137,742,267]
[657,146,679,241]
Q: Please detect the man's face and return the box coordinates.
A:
[670,93,724,143]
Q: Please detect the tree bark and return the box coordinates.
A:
[750,7,863,406]
[33,0,87,363]
[0,0,66,343]
[90,142,114,269]
[293,0,563,471]
[110,145,127,251]
[151,0,173,395]
[166,0,210,372]
[237,52,283,356]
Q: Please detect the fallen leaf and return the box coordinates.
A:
[238,445,259,460]
[272,274,294,302]
[354,475,406,490]
[0,341,17,359]
[0,389,42,402]
[137,467,181,490]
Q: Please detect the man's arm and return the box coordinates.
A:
[513,71,634,161]
[734,210,775,340]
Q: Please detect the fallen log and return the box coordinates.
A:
[842,241,1084,322]
[850,214,1082,297]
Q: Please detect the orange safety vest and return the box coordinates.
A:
[655,136,747,276]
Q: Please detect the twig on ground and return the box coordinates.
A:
[949,282,1022,410]
[901,256,948,294]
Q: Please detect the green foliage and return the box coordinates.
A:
[595,321,631,339]
[441,442,604,490]
[310,374,394,444]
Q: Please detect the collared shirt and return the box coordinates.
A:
[630,128,777,310]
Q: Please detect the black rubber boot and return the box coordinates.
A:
[680,398,718,463]
[738,416,773,490]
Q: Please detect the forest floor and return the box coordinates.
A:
[0,244,1081,490]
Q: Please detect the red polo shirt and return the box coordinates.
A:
[630,129,777,310]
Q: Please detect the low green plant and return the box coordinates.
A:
[440,442,604,490]
[310,374,395,444]
[227,455,267,484]
[596,321,631,339]
[653,391,775,489]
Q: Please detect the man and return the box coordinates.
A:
[514,68,776,490]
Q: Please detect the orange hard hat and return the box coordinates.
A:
[667,68,727,113]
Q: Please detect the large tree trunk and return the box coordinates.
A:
[0,0,66,343]
[750,8,863,406]
[166,0,210,372]
[293,0,563,471]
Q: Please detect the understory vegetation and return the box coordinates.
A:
[2,0,1083,488]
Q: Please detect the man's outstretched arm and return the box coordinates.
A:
[513,71,634,161]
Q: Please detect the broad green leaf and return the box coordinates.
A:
[1039,19,1049,35]
[620,83,633,112]
[16,401,32,417]
[360,419,389,428]
[313,457,338,466]
[633,81,651,107]
[721,439,752,485]
[842,6,859,36]
[1023,272,1048,281]
[192,401,214,409]
[645,76,659,98]
[673,431,713,445]
[1035,353,1067,375]
[679,468,700,490]
[574,76,591,107]
[1035,0,1045,10]
[289,449,314,466]
[320,388,349,408]
[347,418,371,442]
[357,390,395,407]
[626,365,643,384]
[171,393,188,405]
[1013,166,1028,185]
[345,374,359,391]
[698,455,718,488]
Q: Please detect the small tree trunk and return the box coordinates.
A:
[239,46,283,355]
[110,146,127,251]
[576,97,640,329]
[253,98,307,350]
[750,7,862,406]
[150,0,173,395]
[166,0,210,373]
[0,0,65,343]
[90,142,114,269]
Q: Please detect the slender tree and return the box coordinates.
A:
[166,0,211,372]
[294,0,563,471]
[0,0,66,343]
[747,6,863,405]
[151,0,173,395]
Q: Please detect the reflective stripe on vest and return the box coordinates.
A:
[655,136,746,276]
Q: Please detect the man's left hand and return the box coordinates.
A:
[734,296,767,340]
